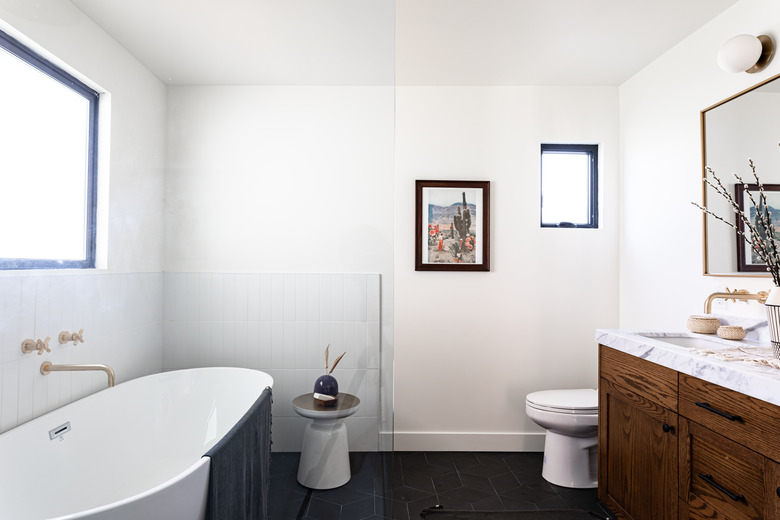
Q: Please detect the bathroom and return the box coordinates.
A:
[1,0,779,519]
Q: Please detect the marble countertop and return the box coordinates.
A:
[596,329,780,407]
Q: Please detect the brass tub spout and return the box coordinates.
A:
[40,361,115,388]
[704,289,769,314]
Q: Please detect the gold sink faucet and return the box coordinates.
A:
[704,288,769,314]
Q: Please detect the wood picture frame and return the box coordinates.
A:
[415,180,490,271]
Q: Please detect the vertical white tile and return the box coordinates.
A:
[283,322,296,368]
[223,274,237,322]
[295,274,308,322]
[342,322,356,369]
[211,321,226,366]
[163,272,175,321]
[211,273,225,322]
[330,321,344,368]
[247,274,261,321]
[259,322,272,369]
[34,277,51,339]
[331,275,344,321]
[20,277,36,340]
[271,322,284,369]
[186,273,200,322]
[308,322,322,370]
[342,275,355,321]
[223,322,237,368]
[367,275,380,323]
[307,274,320,322]
[247,321,261,369]
[319,274,332,322]
[16,356,34,424]
[235,321,248,368]
[1,362,19,432]
[367,322,380,369]
[235,273,249,322]
[283,274,296,321]
[171,272,188,322]
[1,278,22,363]
[271,275,284,322]
[198,273,212,322]
[295,322,308,368]
[319,323,333,362]
[354,274,367,322]
[260,274,273,322]
[354,322,367,369]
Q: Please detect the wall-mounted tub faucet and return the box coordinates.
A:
[40,361,115,388]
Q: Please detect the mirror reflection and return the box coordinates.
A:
[703,73,780,275]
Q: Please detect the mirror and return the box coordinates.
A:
[702,73,780,275]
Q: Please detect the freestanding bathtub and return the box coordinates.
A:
[0,367,273,520]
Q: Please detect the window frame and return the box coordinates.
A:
[0,29,99,270]
[540,143,599,229]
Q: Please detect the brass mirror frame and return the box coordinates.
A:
[701,72,780,277]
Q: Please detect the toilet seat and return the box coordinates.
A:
[526,389,597,415]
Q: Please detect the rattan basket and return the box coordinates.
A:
[686,314,721,334]
[717,325,746,340]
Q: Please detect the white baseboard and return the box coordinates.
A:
[391,431,546,452]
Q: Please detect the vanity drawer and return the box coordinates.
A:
[599,345,677,411]
[679,373,780,462]
[680,419,780,520]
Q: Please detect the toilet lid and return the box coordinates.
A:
[526,389,598,414]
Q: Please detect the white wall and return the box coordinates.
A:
[620,0,780,329]
[393,86,620,450]
[164,86,395,450]
[0,0,166,432]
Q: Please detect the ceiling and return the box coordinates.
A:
[69,0,740,86]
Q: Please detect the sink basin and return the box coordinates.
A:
[634,332,736,350]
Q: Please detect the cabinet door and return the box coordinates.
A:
[599,378,678,520]
[679,418,780,520]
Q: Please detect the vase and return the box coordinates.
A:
[766,287,780,359]
[314,374,338,396]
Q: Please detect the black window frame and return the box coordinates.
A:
[0,29,99,270]
[540,143,598,229]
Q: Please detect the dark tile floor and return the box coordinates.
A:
[269,451,615,520]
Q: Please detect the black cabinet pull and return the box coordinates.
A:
[695,401,742,422]
[662,423,674,433]
[698,473,745,502]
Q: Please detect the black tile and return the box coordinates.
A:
[269,450,610,520]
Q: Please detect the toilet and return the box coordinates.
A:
[525,388,598,489]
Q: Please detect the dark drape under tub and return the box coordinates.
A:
[204,387,273,520]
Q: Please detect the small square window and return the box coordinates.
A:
[540,143,598,228]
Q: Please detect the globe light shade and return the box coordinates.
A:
[717,34,774,73]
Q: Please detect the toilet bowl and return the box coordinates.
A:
[525,388,598,489]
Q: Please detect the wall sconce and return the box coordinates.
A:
[717,34,775,73]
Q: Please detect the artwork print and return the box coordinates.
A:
[415,180,490,272]
[735,183,780,272]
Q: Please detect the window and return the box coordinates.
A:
[0,29,99,269]
[540,143,598,228]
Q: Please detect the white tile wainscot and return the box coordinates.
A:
[163,273,382,452]
[596,329,780,407]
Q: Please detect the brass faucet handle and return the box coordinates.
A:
[35,337,51,355]
[21,339,36,354]
[59,329,85,345]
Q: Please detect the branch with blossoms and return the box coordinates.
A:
[692,159,780,286]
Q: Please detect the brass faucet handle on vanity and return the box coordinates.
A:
[59,329,84,346]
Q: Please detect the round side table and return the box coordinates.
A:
[292,392,360,489]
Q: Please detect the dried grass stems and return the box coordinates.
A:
[693,159,780,286]
[322,343,346,374]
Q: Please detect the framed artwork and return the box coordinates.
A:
[735,183,780,272]
[415,180,490,271]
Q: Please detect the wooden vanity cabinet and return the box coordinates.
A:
[598,346,679,520]
[599,345,780,520]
